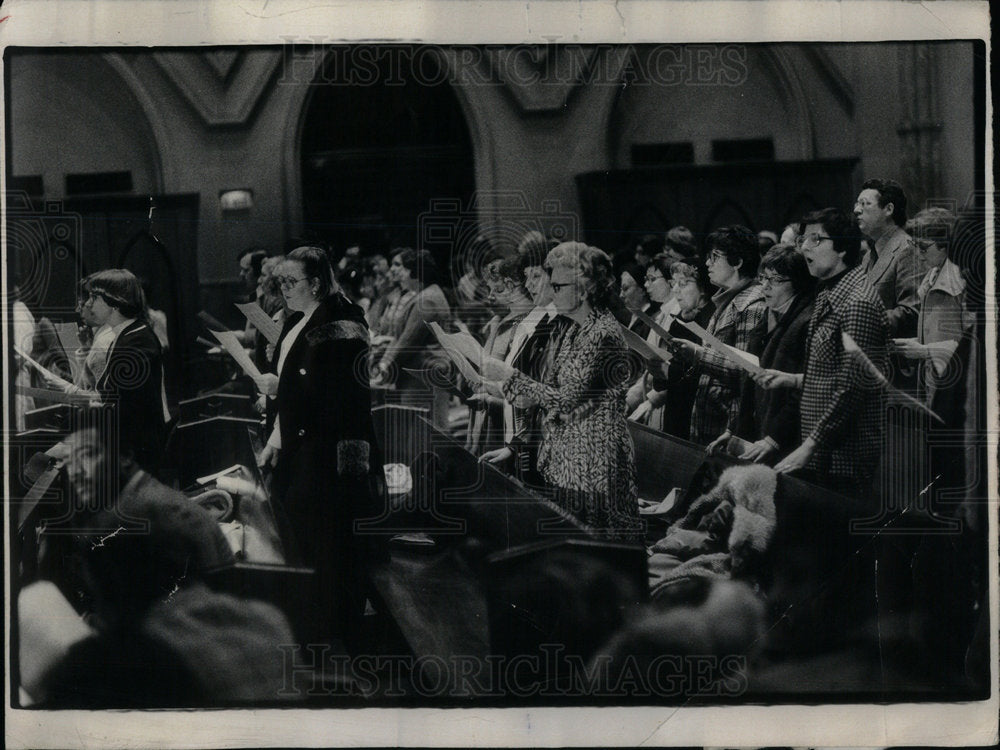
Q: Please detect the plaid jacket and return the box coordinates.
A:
[800,266,889,483]
[689,280,767,445]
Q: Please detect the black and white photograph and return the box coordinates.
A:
[2,1,996,747]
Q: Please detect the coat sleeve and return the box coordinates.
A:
[379,290,450,371]
[807,298,888,449]
[502,329,629,416]
[885,242,919,336]
[308,319,376,477]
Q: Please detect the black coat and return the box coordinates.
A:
[733,292,814,455]
[269,294,382,640]
[96,320,166,474]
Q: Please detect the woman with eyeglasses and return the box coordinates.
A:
[479,242,641,541]
[253,245,384,645]
[44,269,167,475]
[708,243,815,463]
[630,257,715,439]
[669,226,767,446]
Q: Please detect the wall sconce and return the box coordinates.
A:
[219,188,253,212]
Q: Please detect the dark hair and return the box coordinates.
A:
[647,252,676,281]
[670,256,712,294]
[760,243,814,296]
[395,247,440,287]
[664,226,697,258]
[861,178,908,227]
[705,225,760,279]
[237,248,268,282]
[483,256,527,289]
[635,234,663,260]
[517,230,555,271]
[286,245,338,298]
[87,269,147,319]
[620,262,646,288]
[800,208,863,268]
[757,234,777,257]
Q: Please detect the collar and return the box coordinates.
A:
[770,293,796,320]
[817,267,850,292]
[925,259,966,297]
[874,224,905,255]
[710,276,752,310]
[110,317,137,340]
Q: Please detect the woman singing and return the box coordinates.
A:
[480,242,641,541]
[254,245,382,644]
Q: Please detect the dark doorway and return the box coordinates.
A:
[300,46,475,255]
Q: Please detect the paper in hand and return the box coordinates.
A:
[209,329,262,379]
[14,345,74,390]
[674,318,764,375]
[54,323,84,382]
[235,302,282,345]
[427,323,486,387]
[620,324,671,365]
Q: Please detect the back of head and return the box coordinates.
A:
[664,225,697,258]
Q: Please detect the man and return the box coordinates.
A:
[853,179,919,336]
[766,208,890,495]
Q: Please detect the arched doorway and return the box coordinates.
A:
[299,46,475,254]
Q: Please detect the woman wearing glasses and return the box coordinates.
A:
[630,256,715,440]
[479,242,641,541]
[670,226,767,446]
[254,245,383,644]
[709,244,815,463]
[46,269,167,475]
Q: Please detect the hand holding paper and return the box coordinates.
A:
[235,302,282,345]
[209,329,263,379]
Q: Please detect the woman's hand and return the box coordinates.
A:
[629,400,653,423]
[753,368,801,390]
[892,337,930,360]
[265,342,276,362]
[257,443,280,470]
[706,430,732,454]
[741,439,776,463]
[479,446,513,465]
[253,373,279,396]
[667,338,701,363]
[774,438,815,474]
[253,394,268,415]
[467,391,500,409]
[480,355,515,383]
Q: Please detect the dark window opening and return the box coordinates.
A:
[711,138,774,162]
[631,142,695,167]
[65,171,133,195]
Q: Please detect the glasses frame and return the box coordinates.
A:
[549,281,576,292]
[757,273,792,288]
[796,232,834,249]
[277,276,309,289]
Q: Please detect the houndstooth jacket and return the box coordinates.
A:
[689,280,767,445]
[799,265,890,484]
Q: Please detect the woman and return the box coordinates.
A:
[480,242,641,541]
[625,252,678,418]
[630,257,715,440]
[672,225,767,446]
[372,248,452,427]
[254,245,382,644]
[47,269,166,475]
[710,243,815,463]
[466,256,535,455]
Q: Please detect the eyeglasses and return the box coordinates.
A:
[796,232,833,249]
[757,273,791,287]
[706,250,728,265]
[670,277,696,289]
[277,276,309,288]
[549,281,575,292]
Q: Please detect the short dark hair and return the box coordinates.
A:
[861,178,908,227]
[483,256,526,289]
[395,247,440,287]
[87,269,147,319]
[286,245,338,299]
[635,234,663,260]
[664,226,697,258]
[760,243,814,296]
[705,225,760,279]
[800,208,863,268]
[237,247,268,277]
